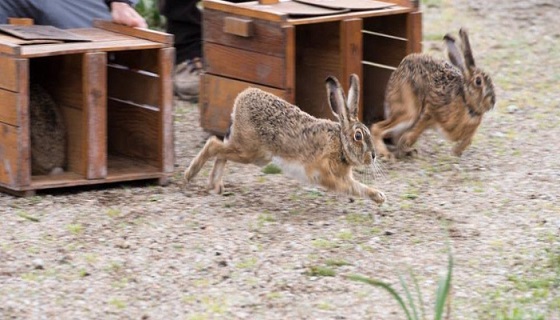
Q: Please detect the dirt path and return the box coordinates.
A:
[1,1,559,319]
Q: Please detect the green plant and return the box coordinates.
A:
[262,163,282,174]
[348,251,453,320]
[136,0,165,30]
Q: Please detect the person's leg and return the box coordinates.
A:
[159,0,202,101]
[159,0,251,101]
[159,0,201,64]
[0,0,111,28]
[41,0,112,28]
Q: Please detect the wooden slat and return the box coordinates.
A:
[19,39,165,58]
[284,25,296,103]
[204,42,286,89]
[28,154,161,190]
[107,65,160,107]
[0,89,24,126]
[362,64,394,126]
[0,37,22,55]
[363,13,407,38]
[93,20,173,45]
[295,21,340,121]
[0,56,26,92]
[70,28,136,42]
[107,100,160,168]
[109,49,160,74]
[381,0,416,8]
[406,11,422,54]
[363,32,408,67]
[157,47,175,173]
[83,52,108,179]
[204,0,287,22]
[223,16,254,37]
[204,9,286,57]
[200,74,287,135]
[0,124,23,187]
[8,18,34,25]
[340,18,363,120]
[287,6,413,25]
[0,58,29,187]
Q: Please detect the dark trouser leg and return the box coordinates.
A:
[159,0,201,64]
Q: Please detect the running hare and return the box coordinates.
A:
[184,74,386,205]
[371,28,496,160]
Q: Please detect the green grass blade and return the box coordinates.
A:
[348,274,413,320]
[399,274,420,320]
[434,252,453,320]
[409,270,426,320]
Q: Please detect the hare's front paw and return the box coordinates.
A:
[452,146,464,157]
[183,168,194,184]
[396,147,418,159]
[209,182,224,195]
[370,189,386,205]
[377,150,396,162]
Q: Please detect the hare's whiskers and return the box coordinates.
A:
[371,159,388,181]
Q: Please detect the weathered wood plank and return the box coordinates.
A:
[340,18,363,119]
[107,65,160,107]
[0,89,24,126]
[107,99,160,168]
[0,56,26,92]
[93,20,173,45]
[200,74,287,135]
[0,124,22,187]
[109,49,160,74]
[204,42,286,89]
[157,47,175,173]
[83,52,108,179]
[204,9,285,57]
[363,32,408,68]
[295,21,340,121]
[363,64,395,126]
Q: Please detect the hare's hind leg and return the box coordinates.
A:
[209,157,227,194]
[397,112,434,158]
[184,136,226,184]
[371,112,414,161]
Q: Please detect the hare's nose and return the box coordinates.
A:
[371,151,376,160]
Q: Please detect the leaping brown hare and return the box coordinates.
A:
[184,74,386,206]
[370,28,496,160]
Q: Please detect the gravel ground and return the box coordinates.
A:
[1,0,559,319]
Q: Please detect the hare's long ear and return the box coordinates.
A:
[346,73,360,120]
[444,33,464,70]
[326,75,348,123]
[459,28,476,69]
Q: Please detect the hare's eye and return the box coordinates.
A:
[475,76,482,86]
[354,130,363,141]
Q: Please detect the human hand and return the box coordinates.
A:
[110,2,148,28]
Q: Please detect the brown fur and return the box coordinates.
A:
[371,28,496,160]
[184,74,385,205]
[30,83,67,175]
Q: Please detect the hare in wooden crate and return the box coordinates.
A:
[370,28,496,160]
[29,83,67,175]
[184,74,386,206]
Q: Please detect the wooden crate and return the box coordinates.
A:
[0,21,175,196]
[200,0,422,135]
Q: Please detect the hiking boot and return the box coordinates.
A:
[174,57,203,102]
